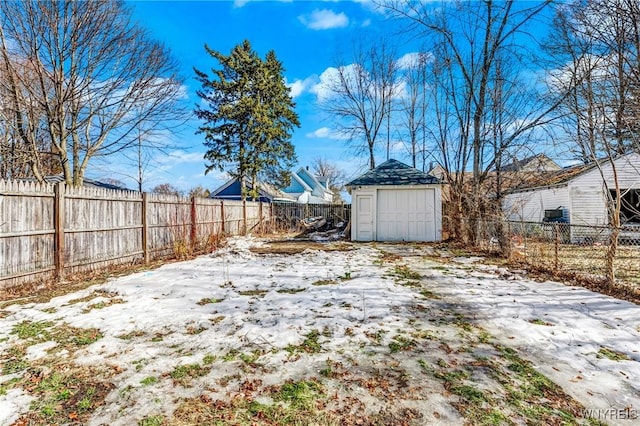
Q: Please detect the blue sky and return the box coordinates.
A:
[95,0,411,192]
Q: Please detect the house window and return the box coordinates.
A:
[610,189,640,223]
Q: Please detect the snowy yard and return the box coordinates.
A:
[1,237,639,425]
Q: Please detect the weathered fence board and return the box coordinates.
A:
[221,200,245,235]
[0,180,56,286]
[146,193,192,258]
[0,181,268,290]
[194,198,224,249]
[64,185,144,274]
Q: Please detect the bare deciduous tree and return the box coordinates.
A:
[152,183,183,197]
[396,52,430,169]
[545,0,640,284]
[0,0,186,186]
[383,0,555,248]
[188,185,211,199]
[0,55,60,180]
[320,37,399,170]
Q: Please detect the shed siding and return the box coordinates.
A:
[350,184,442,242]
[503,187,570,222]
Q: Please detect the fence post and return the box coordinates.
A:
[270,202,275,233]
[54,182,65,280]
[258,200,263,234]
[242,200,247,235]
[190,196,197,251]
[220,200,225,235]
[523,222,527,261]
[142,193,149,264]
[554,223,559,270]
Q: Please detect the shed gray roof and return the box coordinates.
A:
[346,159,444,187]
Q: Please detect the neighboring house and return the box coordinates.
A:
[346,159,445,242]
[503,152,640,242]
[208,177,296,203]
[281,167,334,204]
[209,167,334,204]
[500,153,561,172]
[429,153,561,197]
[22,174,131,191]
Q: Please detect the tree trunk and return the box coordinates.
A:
[606,226,619,287]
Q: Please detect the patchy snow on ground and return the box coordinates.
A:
[0,236,639,425]
[405,253,640,414]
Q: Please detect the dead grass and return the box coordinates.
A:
[522,242,640,286]
[597,346,631,361]
[9,363,115,426]
[249,240,353,255]
[0,238,609,425]
[442,242,640,305]
[0,261,159,306]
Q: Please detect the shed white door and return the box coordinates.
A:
[355,194,374,241]
[377,189,435,241]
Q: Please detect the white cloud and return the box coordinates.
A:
[306,127,332,138]
[310,67,338,101]
[361,19,371,27]
[234,0,292,8]
[287,80,306,98]
[312,64,388,104]
[157,150,205,166]
[389,139,406,154]
[305,127,349,140]
[392,79,409,100]
[285,76,317,98]
[310,66,361,102]
[299,9,349,30]
[396,52,433,70]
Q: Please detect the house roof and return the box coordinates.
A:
[296,167,329,194]
[290,172,313,193]
[32,175,131,191]
[346,159,444,187]
[209,177,295,201]
[500,153,560,172]
[504,156,624,194]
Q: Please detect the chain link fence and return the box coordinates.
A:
[472,219,640,286]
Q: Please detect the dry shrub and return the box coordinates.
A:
[173,239,192,260]
[202,232,225,253]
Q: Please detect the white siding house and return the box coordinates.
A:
[209,167,334,204]
[503,152,640,242]
[347,159,444,242]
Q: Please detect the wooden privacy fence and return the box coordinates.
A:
[0,180,270,289]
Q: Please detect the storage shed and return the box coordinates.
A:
[346,159,444,242]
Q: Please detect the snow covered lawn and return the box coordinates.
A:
[0,237,639,425]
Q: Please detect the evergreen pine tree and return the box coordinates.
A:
[194,40,299,200]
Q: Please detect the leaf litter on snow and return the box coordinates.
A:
[0,236,637,425]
